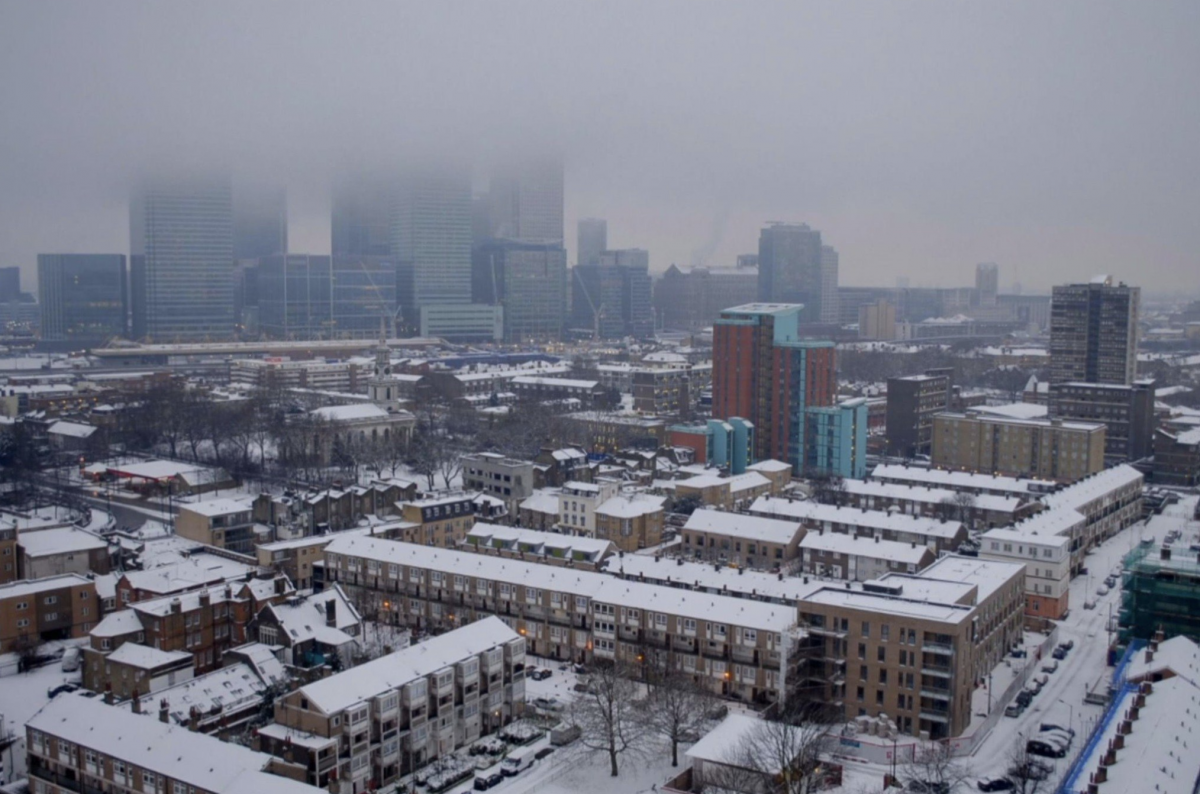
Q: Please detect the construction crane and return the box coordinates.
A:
[572,267,603,342]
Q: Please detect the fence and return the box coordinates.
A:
[1054,681,1137,794]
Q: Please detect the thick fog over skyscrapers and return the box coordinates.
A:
[0,1,1197,295]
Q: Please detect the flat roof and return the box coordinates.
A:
[0,573,92,599]
[803,587,975,624]
[799,531,932,565]
[17,526,107,557]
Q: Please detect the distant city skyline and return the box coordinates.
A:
[1,4,1196,297]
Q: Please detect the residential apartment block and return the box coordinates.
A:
[979,512,1075,622]
[932,412,1106,482]
[322,535,799,705]
[0,573,98,653]
[593,492,667,552]
[175,498,257,554]
[796,555,1025,739]
[26,693,313,794]
[1049,276,1140,386]
[885,370,952,457]
[461,453,535,516]
[1047,380,1156,463]
[263,617,525,790]
[463,524,614,569]
[835,478,1039,530]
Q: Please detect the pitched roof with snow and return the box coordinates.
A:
[595,492,666,518]
[311,403,390,422]
[1125,635,1200,686]
[106,642,192,670]
[683,509,802,544]
[296,616,519,714]
[870,463,1040,495]
[750,496,964,539]
[324,535,798,633]
[799,531,932,564]
[28,694,315,794]
[518,489,561,515]
[47,420,98,438]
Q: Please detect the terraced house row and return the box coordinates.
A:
[321,535,799,705]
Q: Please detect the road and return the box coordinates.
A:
[962,497,1193,790]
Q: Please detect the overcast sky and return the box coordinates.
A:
[1,2,1197,295]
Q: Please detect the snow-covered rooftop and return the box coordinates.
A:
[518,489,561,515]
[106,642,192,670]
[90,608,145,638]
[1040,464,1143,513]
[799,531,932,565]
[28,694,316,794]
[685,713,769,768]
[267,586,361,648]
[966,402,1049,420]
[910,555,1026,601]
[838,478,1023,513]
[870,463,1041,496]
[466,523,613,560]
[143,661,283,726]
[120,555,254,595]
[595,492,666,518]
[47,419,98,438]
[325,535,798,632]
[296,616,519,714]
[683,509,802,544]
[1125,635,1200,685]
[511,376,599,389]
[17,526,107,557]
[0,573,91,600]
[750,496,964,539]
[177,497,253,518]
[803,587,975,623]
[746,459,790,473]
[311,403,391,422]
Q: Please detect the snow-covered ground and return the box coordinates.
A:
[0,658,82,784]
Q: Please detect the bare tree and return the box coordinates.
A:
[405,430,438,491]
[568,659,648,777]
[647,667,714,767]
[806,471,847,506]
[950,491,976,529]
[1005,737,1053,794]
[899,740,969,794]
[696,700,835,794]
[437,447,463,491]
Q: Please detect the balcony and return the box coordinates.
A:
[921,642,954,656]
[920,688,951,701]
[921,665,952,678]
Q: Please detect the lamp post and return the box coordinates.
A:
[1058,698,1074,735]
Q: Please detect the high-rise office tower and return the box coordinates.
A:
[0,266,20,302]
[37,254,127,342]
[487,158,564,244]
[331,177,394,258]
[577,218,607,268]
[257,254,395,340]
[472,240,566,342]
[819,245,840,324]
[233,184,287,260]
[570,249,652,340]
[391,167,473,317]
[975,262,998,307]
[712,303,863,476]
[130,178,234,341]
[757,223,824,323]
[1049,276,1140,385]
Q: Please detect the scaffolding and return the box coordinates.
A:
[1117,542,1200,646]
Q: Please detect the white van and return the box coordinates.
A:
[61,646,82,672]
[501,755,534,777]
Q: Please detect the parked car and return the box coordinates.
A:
[534,747,556,761]
[1010,648,1028,659]
[1026,739,1067,759]
[1040,723,1075,737]
[60,646,81,672]
[487,773,504,788]
[1105,576,1117,589]
[474,776,494,791]
[1016,691,1033,707]
[533,696,563,712]
[1041,659,1059,673]
[977,778,1014,792]
[501,756,532,777]
[906,781,950,794]
[1097,585,1109,596]
[47,682,78,699]
[1052,646,1068,660]
[528,669,550,681]
[1005,703,1024,718]
[1060,640,1074,651]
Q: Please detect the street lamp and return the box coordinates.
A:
[1057,698,1074,735]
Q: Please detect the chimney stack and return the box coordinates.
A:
[160,698,170,724]
[132,688,142,714]
[170,597,182,614]
[326,599,337,627]
[199,590,211,608]
[104,683,113,705]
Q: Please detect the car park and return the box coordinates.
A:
[1041,659,1059,673]
[977,778,1014,792]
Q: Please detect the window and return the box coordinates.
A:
[876,690,884,706]
[16,619,29,628]
[877,646,886,663]
[861,621,870,638]
[858,643,866,660]
[44,612,58,622]
[14,601,26,610]
[880,624,890,642]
